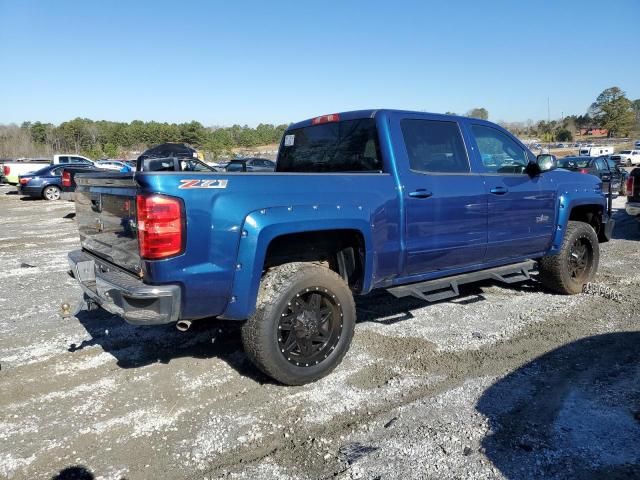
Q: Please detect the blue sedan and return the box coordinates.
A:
[18,164,65,200]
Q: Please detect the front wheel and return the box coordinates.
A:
[241,262,356,385]
[42,185,61,201]
[538,221,599,294]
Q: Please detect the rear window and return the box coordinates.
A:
[276,118,383,173]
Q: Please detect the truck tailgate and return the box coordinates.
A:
[75,173,141,274]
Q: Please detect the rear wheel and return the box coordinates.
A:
[538,221,599,294]
[241,262,356,385]
[42,185,61,201]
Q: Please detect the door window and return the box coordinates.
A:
[58,156,70,164]
[471,125,527,174]
[595,158,607,171]
[401,119,469,173]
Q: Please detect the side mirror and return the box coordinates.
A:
[536,154,557,172]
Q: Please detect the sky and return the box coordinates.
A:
[1,0,639,127]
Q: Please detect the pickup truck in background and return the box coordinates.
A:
[625,168,640,228]
[68,109,614,385]
[1,154,93,185]
[2,159,51,184]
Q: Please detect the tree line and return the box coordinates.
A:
[0,120,288,160]
[1,86,638,160]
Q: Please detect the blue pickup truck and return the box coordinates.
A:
[68,110,613,385]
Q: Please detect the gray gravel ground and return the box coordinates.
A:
[0,184,639,480]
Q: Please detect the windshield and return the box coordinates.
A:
[276,118,383,173]
[558,157,590,169]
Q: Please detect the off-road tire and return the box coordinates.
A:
[241,262,356,385]
[538,220,599,294]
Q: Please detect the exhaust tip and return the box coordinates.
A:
[176,320,192,332]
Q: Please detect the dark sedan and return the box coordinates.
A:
[225,158,276,172]
[557,156,624,195]
[17,164,65,200]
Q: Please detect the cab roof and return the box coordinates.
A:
[286,109,479,130]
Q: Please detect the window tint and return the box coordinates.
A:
[595,158,607,171]
[401,119,469,174]
[277,118,383,173]
[472,125,527,174]
[51,167,63,176]
[58,156,69,164]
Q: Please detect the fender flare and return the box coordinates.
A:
[220,204,373,320]
[550,191,606,254]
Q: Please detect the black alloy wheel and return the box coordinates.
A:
[277,288,342,367]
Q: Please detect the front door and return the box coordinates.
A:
[469,123,556,261]
[397,115,487,276]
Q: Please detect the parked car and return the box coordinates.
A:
[611,150,640,166]
[68,109,613,385]
[95,160,133,172]
[17,164,67,200]
[60,165,102,201]
[225,158,276,172]
[634,140,640,149]
[557,156,624,195]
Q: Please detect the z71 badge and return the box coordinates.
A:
[179,179,228,189]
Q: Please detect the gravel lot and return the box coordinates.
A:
[1,184,639,480]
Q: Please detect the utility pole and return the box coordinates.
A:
[547,97,551,148]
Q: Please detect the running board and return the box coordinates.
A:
[387,260,537,303]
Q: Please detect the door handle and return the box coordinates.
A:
[490,186,508,195]
[409,189,433,199]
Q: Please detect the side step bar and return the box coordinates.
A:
[387,260,537,303]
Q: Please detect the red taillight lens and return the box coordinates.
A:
[19,177,30,185]
[136,194,184,259]
[62,170,71,187]
[2,165,9,175]
[579,168,589,174]
[626,176,635,196]
[311,113,340,125]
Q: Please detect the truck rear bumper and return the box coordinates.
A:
[68,249,181,325]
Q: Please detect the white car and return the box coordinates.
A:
[95,160,133,172]
[612,150,640,166]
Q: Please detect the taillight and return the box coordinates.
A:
[136,194,184,259]
[311,113,340,125]
[2,165,9,176]
[19,177,31,185]
[62,170,71,187]
[626,176,635,196]
[579,168,589,174]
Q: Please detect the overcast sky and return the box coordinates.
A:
[1,0,639,126]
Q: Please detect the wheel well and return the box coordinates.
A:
[569,205,602,234]
[264,229,365,292]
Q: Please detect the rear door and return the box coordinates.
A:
[469,123,556,261]
[392,113,487,275]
